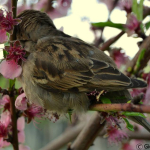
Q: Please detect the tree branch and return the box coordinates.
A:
[70,112,105,150]
[90,103,150,113]
[100,31,125,51]
[9,0,19,150]
[40,123,85,150]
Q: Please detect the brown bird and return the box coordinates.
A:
[16,10,150,131]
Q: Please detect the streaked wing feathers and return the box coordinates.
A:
[31,37,135,92]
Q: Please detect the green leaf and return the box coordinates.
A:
[123,118,134,131]
[91,21,125,30]
[9,79,16,89]
[4,41,10,47]
[127,100,131,103]
[101,96,111,104]
[132,0,144,21]
[139,101,143,104]
[3,50,8,58]
[122,112,146,118]
[68,109,73,123]
[134,48,146,73]
[4,33,10,46]
[145,21,150,30]
[132,0,138,17]
[138,0,144,21]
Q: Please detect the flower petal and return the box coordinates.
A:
[15,93,27,111]
[18,130,25,143]
[17,116,25,131]
[0,29,7,44]
[19,144,30,150]
[0,60,22,79]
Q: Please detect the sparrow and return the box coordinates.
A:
[15,10,150,132]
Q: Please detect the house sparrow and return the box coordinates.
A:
[15,10,150,131]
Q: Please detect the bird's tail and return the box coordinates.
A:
[103,90,150,132]
[128,116,150,132]
[130,78,147,88]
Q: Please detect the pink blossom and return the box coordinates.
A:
[111,49,129,68]
[5,41,26,63]
[19,144,30,150]
[4,0,11,11]
[1,11,21,34]
[0,111,11,129]
[17,117,25,143]
[122,143,134,150]
[106,126,128,144]
[0,95,10,111]
[15,93,27,111]
[130,88,146,98]
[0,29,7,44]
[0,111,11,148]
[47,113,59,123]
[0,59,22,79]
[119,0,132,14]
[24,104,44,122]
[0,138,10,148]
[125,14,141,36]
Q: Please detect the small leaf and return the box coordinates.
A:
[122,111,146,118]
[3,50,8,58]
[145,21,150,30]
[138,0,144,21]
[132,0,144,21]
[127,100,131,103]
[139,101,143,104]
[101,96,111,104]
[91,21,124,30]
[123,118,134,131]
[134,48,146,73]
[132,0,138,18]
[127,67,132,72]
[4,33,10,46]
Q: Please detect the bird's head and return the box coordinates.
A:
[15,10,56,42]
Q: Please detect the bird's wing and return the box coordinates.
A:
[30,36,135,92]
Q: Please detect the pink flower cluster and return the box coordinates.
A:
[0,41,25,80]
[110,49,129,69]
[104,113,128,144]
[15,93,59,123]
[119,0,132,14]
[125,13,141,36]
[0,9,21,43]
[0,10,23,80]
[0,95,30,149]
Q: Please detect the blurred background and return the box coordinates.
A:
[0,0,150,150]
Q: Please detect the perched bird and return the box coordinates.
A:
[16,10,150,131]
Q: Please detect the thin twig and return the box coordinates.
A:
[100,31,125,51]
[70,112,105,150]
[9,0,19,150]
[40,123,85,150]
[90,103,150,113]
